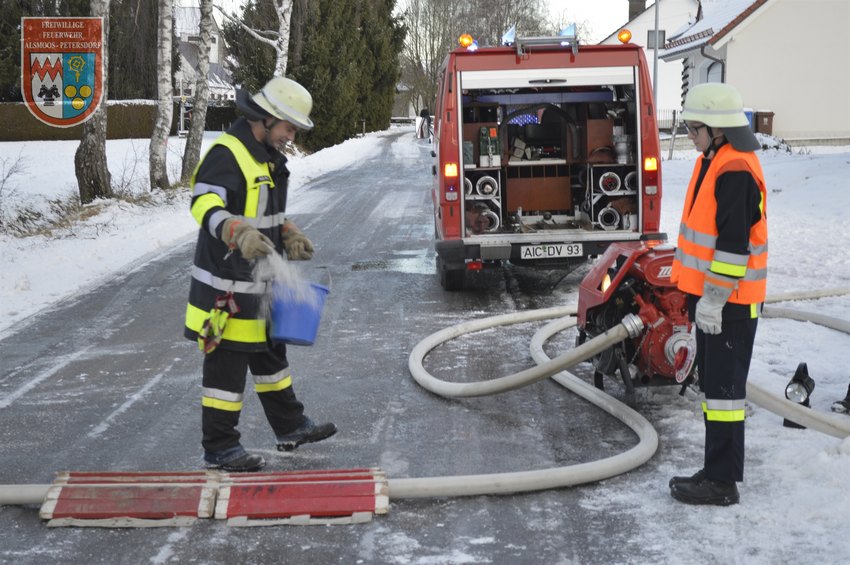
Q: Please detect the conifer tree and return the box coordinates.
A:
[108,0,160,100]
[289,0,404,151]
[289,0,360,150]
[358,0,406,132]
[220,0,277,93]
[222,0,404,151]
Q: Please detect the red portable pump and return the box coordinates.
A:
[576,239,695,401]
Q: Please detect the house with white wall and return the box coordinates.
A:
[174,3,235,105]
[660,0,850,142]
[600,0,700,125]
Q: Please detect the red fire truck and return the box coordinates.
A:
[431,30,663,290]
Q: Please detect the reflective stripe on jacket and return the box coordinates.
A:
[670,145,768,305]
[184,124,289,351]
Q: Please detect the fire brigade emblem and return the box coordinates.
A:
[21,17,104,128]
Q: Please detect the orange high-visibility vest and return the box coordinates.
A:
[670,144,768,305]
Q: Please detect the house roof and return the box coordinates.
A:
[660,0,769,60]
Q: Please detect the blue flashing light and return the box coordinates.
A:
[559,24,576,37]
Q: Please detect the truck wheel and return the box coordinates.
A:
[437,256,465,291]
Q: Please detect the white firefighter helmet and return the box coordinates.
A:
[242,77,314,130]
[680,82,749,128]
[681,83,760,151]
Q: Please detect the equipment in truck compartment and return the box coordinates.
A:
[431,37,662,290]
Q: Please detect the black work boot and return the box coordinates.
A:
[668,468,705,488]
[204,445,266,472]
[670,477,739,506]
[276,417,337,452]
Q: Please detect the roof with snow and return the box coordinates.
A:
[660,0,767,59]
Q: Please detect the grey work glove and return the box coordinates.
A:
[695,278,734,335]
[222,217,274,260]
[281,220,314,260]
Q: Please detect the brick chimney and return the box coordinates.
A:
[629,0,647,22]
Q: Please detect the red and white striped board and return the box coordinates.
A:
[37,469,389,527]
[39,471,218,527]
[216,468,389,526]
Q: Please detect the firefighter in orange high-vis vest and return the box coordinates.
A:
[667,83,767,506]
[184,77,336,472]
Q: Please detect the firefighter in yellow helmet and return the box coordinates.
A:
[668,83,767,505]
[184,77,335,472]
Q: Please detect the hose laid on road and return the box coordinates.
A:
[0,485,49,506]
[764,286,850,304]
[529,305,850,439]
[747,286,850,436]
[748,305,850,438]
[3,294,850,506]
[407,306,643,398]
[393,289,850,500]
[1,308,649,504]
[392,308,652,499]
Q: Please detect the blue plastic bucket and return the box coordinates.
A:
[270,282,329,346]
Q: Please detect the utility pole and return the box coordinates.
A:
[652,0,660,106]
[180,77,186,133]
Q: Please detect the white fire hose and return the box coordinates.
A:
[751,285,850,438]
[391,287,850,499]
[394,308,654,498]
[3,290,850,506]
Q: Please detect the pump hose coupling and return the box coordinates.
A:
[621,313,645,339]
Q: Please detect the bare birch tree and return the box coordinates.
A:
[400,0,586,115]
[150,0,174,190]
[215,0,292,76]
[74,0,113,205]
[401,0,465,114]
[467,0,548,47]
[181,0,213,183]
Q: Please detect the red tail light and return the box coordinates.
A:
[643,156,658,195]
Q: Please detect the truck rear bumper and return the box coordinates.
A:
[435,238,618,265]
[435,232,666,268]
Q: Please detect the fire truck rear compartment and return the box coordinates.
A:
[460,83,641,238]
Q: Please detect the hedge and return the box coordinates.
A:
[0,101,237,142]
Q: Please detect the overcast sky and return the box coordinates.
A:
[210,0,633,44]
[549,0,635,42]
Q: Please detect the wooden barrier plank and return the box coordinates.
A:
[38,469,388,526]
[59,471,215,484]
[42,485,212,520]
[216,469,389,520]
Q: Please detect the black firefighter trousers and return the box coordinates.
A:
[201,344,305,454]
[695,316,759,484]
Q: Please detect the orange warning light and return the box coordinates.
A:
[618,29,632,44]
[459,34,474,48]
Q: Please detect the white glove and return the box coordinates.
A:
[695,278,734,335]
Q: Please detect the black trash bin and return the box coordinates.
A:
[754,110,774,135]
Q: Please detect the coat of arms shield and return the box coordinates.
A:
[21,17,104,128]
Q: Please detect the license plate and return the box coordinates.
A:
[520,243,583,259]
